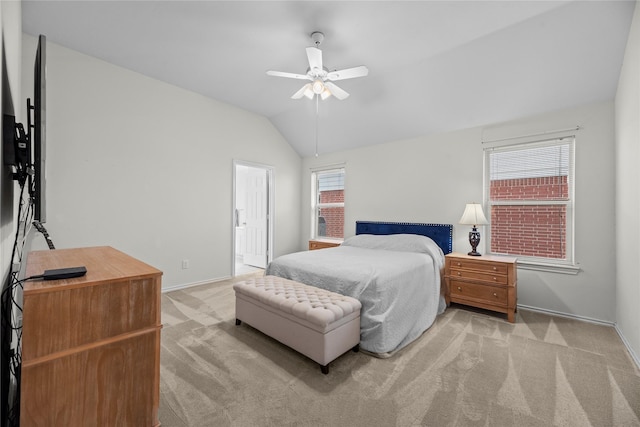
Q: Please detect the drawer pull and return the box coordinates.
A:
[493,277,497,281]
[456,262,461,266]
[457,286,461,291]
[457,272,461,276]
[493,292,498,297]
[493,267,497,271]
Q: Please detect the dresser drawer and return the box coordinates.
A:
[448,269,508,285]
[448,258,509,275]
[449,280,508,306]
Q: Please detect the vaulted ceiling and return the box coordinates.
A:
[22,1,635,157]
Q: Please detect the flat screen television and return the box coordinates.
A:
[30,34,46,223]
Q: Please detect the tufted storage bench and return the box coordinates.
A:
[233,275,361,374]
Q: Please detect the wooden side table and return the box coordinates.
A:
[445,252,517,323]
[308,239,341,250]
[22,246,162,426]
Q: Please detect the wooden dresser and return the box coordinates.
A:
[444,252,517,323]
[21,246,163,426]
[308,239,341,250]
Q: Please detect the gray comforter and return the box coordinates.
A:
[265,234,445,355]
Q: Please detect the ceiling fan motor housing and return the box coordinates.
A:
[311,31,324,47]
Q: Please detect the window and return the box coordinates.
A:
[484,137,576,272]
[311,167,345,240]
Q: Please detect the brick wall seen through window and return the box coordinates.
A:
[318,190,344,238]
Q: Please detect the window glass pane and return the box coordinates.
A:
[317,206,344,238]
[490,204,566,259]
[313,168,345,240]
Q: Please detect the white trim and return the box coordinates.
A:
[481,126,580,144]
[162,275,231,293]
[484,136,576,266]
[311,166,346,240]
[310,162,346,173]
[519,304,640,371]
[615,325,640,370]
[516,259,581,275]
[317,202,344,209]
[518,304,614,326]
[232,159,275,277]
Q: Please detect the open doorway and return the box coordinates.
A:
[233,161,274,277]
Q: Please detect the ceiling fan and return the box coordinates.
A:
[267,32,368,100]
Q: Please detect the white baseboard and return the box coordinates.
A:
[518,304,640,370]
[614,324,640,370]
[162,275,231,293]
[517,304,615,326]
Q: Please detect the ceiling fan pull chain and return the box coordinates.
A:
[315,95,319,157]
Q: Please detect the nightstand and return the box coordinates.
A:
[444,252,517,323]
[308,239,341,250]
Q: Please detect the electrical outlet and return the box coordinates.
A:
[182,259,189,269]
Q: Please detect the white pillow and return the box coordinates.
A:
[342,233,440,255]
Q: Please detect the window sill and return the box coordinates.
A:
[516,259,581,275]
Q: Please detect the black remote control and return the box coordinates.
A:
[42,266,87,280]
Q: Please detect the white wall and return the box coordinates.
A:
[302,100,616,323]
[1,0,22,284]
[21,34,302,289]
[615,1,640,364]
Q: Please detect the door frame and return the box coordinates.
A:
[232,159,274,276]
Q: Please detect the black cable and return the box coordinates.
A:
[2,176,33,427]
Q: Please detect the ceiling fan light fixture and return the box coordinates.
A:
[267,32,367,103]
[312,79,325,94]
[320,88,332,100]
[303,86,314,99]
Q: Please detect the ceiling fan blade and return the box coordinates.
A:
[326,66,369,81]
[306,47,323,73]
[324,82,349,100]
[266,70,310,80]
[291,83,312,99]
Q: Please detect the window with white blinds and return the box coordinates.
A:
[311,167,345,240]
[484,137,575,267]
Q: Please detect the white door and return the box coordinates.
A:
[243,167,268,268]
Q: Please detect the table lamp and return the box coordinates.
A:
[459,203,489,256]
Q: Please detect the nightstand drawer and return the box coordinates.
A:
[449,258,509,275]
[449,280,508,306]
[448,269,508,285]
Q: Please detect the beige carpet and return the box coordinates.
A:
[159,273,640,426]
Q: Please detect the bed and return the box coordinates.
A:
[265,221,453,356]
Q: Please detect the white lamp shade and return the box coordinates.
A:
[459,203,489,226]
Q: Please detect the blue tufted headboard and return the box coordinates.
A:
[355,221,453,255]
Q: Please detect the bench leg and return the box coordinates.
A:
[321,364,329,375]
[235,319,241,326]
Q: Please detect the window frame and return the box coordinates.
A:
[483,137,579,274]
[310,165,345,241]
